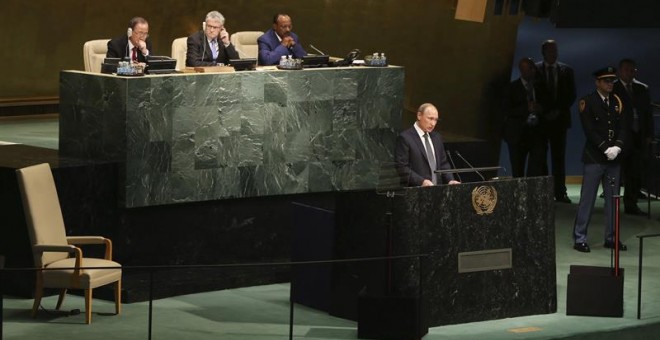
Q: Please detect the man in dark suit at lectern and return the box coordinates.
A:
[395,103,461,187]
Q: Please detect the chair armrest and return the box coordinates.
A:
[33,244,76,253]
[33,244,84,276]
[67,236,113,261]
[66,236,106,245]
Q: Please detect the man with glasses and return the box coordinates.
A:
[257,14,307,65]
[186,11,239,67]
[107,17,152,62]
[572,67,627,253]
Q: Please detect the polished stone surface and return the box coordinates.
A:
[59,68,403,207]
[332,177,557,326]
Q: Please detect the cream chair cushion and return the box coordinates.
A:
[171,37,188,71]
[230,31,264,59]
[83,39,110,73]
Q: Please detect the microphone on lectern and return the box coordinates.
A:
[455,151,486,181]
[445,150,462,183]
[309,44,327,55]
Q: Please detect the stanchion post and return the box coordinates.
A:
[289,276,294,340]
[637,237,644,320]
[148,270,153,340]
[614,195,620,276]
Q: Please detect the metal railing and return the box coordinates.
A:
[0,254,428,340]
[636,233,660,319]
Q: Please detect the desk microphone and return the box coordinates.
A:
[309,44,327,55]
[445,150,462,183]
[455,151,486,181]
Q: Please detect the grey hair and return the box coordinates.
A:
[205,11,225,24]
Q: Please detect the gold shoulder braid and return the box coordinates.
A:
[613,94,623,114]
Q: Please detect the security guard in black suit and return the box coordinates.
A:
[573,67,627,253]
[613,58,654,215]
[536,40,577,203]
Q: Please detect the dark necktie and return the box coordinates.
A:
[132,47,138,62]
[604,96,609,107]
[525,82,534,102]
[423,133,437,185]
[626,83,640,132]
[547,66,556,99]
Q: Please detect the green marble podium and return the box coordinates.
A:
[59,67,404,208]
[330,176,557,326]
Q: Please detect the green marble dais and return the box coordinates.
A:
[59,67,404,207]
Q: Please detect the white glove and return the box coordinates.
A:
[604,147,615,160]
[604,146,621,160]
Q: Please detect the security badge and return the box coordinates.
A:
[613,94,623,114]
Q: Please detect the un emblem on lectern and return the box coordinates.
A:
[471,185,497,215]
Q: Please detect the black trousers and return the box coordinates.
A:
[507,126,547,178]
[622,131,645,208]
[546,124,567,198]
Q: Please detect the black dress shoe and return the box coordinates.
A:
[574,242,591,252]
[604,240,627,251]
[625,205,646,216]
[555,194,572,203]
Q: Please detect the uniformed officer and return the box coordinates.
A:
[573,67,627,253]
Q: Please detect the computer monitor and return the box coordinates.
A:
[229,58,257,71]
[302,55,329,68]
[146,56,177,74]
[101,58,121,74]
[103,57,121,65]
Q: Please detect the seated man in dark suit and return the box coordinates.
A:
[107,17,152,62]
[395,103,461,187]
[257,14,307,65]
[186,11,239,67]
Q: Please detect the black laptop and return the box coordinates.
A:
[146,56,177,74]
[302,55,329,68]
[229,58,257,71]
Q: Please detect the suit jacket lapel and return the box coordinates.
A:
[409,128,430,164]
